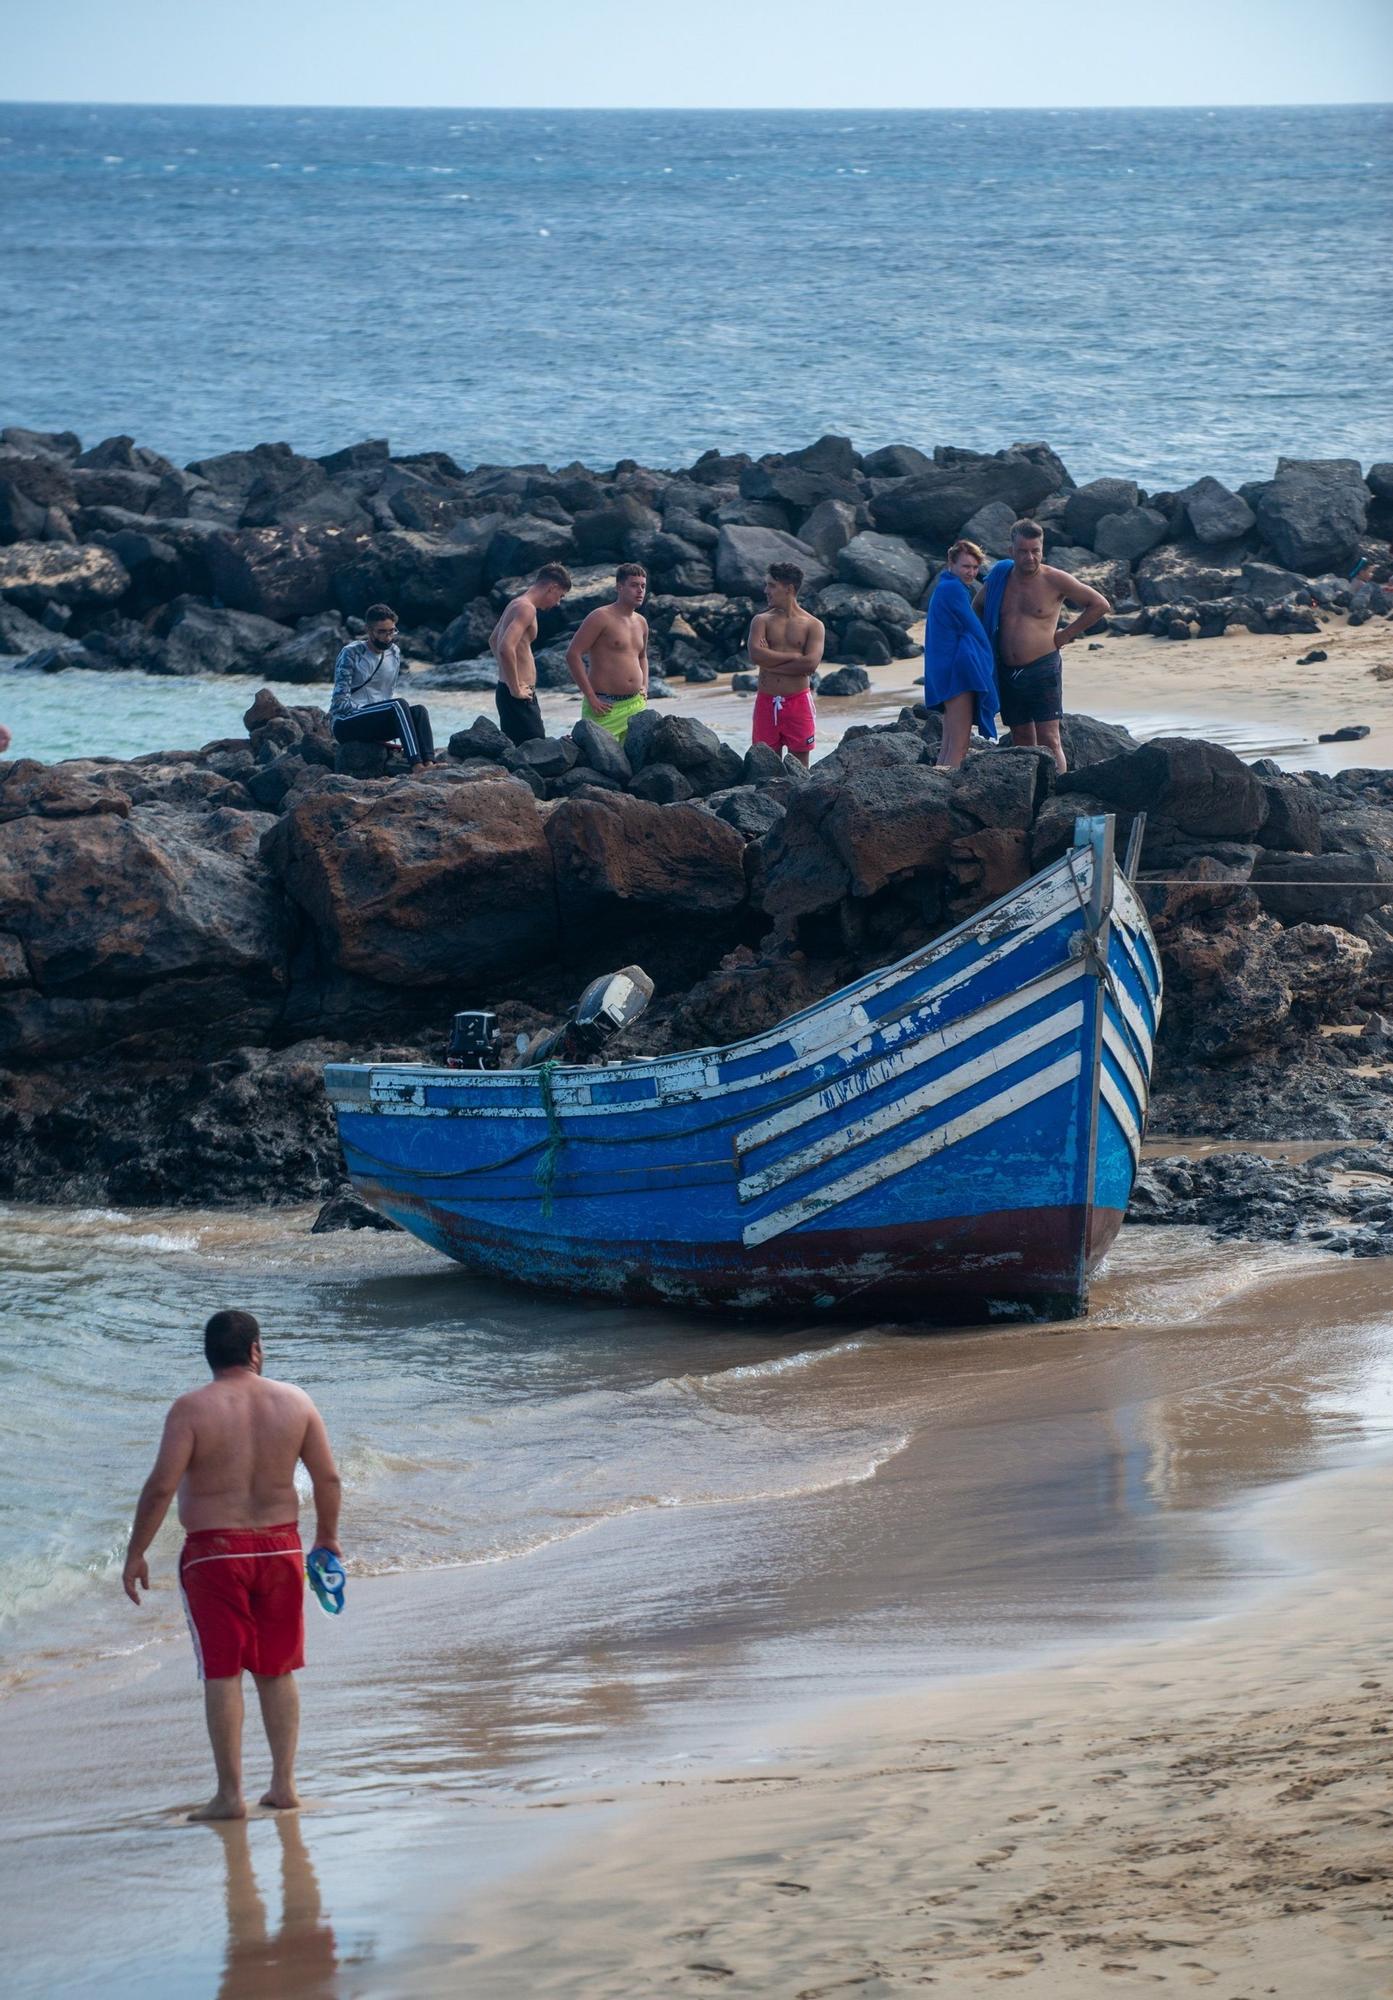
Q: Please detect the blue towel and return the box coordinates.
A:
[980,557,1014,658]
[920,571,999,741]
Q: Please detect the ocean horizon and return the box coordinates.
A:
[2,100,1389,487]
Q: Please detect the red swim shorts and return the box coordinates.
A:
[752,688,816,755]
[178,1524,305,1681]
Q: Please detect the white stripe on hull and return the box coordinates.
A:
[1099,1068,1143,1168]
[739,1000,1086,1202]
[742,1053,1083,1248]
[738,961,1086,1158]
[1102,1016,1150,1123]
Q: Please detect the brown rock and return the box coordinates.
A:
[0,539,130,611]
[0,803,284,1061]
[207,525,367,623]
[545,791,747,930]
[264,774,558,987]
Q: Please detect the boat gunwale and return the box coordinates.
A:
[326,844,1126,1111]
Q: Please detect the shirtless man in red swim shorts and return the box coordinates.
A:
[747,561,825,768]
[122,1309,342,1821]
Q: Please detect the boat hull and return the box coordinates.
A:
[345,1183,1126,1321]
[327,822,1160,1326]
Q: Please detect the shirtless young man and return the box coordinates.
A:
[565,562,650,743]
[977,520,1111,774]
[747,562,826,768]
[123,1310,342,1821]
[489,562,572,746]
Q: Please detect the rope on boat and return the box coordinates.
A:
[534,1058,565,1219]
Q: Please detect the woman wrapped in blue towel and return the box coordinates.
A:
[921,539,998,769]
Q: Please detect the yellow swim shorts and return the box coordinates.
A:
[582,692,647,743]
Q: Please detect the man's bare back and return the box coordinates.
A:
[171,1374,328,1534]
[750,605,821,692]
[490,596,539,697]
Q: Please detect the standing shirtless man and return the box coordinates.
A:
[489,562,572,746]
[123,1310,342,1821]
[978,520,1111,774]
[565,562,650,744]
[747,561,825,768]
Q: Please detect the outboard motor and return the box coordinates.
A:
[519,965,654,1067]
[445,1009,502,1070]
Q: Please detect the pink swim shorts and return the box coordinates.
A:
[752,688,816,755]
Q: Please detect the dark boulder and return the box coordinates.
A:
[1091,506,1169,562]
[1056,713,1139,770]
[753,763,958,921]
[1176,475,1256,546]
[545,791,747,930]
[835,531,928,601]
[1062,478,1139,546]
[872,449,1059,543]
[263,774,558,998]
[447,715,512,763]
[702,788,787,839]
[1256,778,1322,855]
[628,762,695,803]
[1251,852,1393,927]
[154,599,292,676]
[958,499,1018,557]
[1256,459,1370,574]
[571,718,633,784]
[205,525,365,624]
[572,494,661,561]
[818,664,873,694]
[861,444,933,480]
[514,736,579,781]
[1059,735,1268,841]
[835,622,891,666]
[438,597,499,662]
[1134,543,1244,606]
[0,540,130,612]
[312,1188,401,1233]
[0,480,46,546]
[715,525,829,598]
[485,514,577,586]
[798,497,861,564]
[0,794,285,1063]
[332,530,490,625]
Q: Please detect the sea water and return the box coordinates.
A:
[1,101,1389,487]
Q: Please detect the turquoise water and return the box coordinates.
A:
[1,102,1389,485]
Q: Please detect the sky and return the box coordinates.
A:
[4,0,1392,109]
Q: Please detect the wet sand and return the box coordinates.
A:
[4,1238,1392,1998]
[466,1451,1393,1999]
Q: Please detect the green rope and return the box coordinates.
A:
[534,1059,565,1219]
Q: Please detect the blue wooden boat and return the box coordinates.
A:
[325,817,1161,1323]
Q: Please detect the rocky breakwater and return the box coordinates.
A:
[4,686,1393,1230]
[4,427,1390,692]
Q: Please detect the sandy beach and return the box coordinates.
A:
[465,1450,1393,1999]
[4,1232,1392,1999]
[657,614,1393,777]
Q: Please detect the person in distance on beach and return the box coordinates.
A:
[329,602,435,767]
[565,562,650,744]
[122,1309,343,1822]
[489,562,572,745]
[921,538,998,769]
[747,562,825,768]
[977,520,1111,774]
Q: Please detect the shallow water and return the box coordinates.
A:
[4,1207,1393,2000]
[4,1201,1392,1704]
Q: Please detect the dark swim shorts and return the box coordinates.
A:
[998,650,1064,726]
